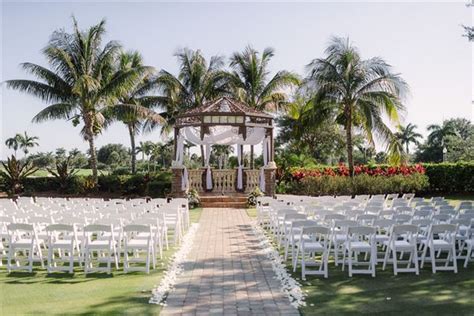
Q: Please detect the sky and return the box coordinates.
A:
[0,0,472,158]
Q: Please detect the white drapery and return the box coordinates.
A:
[183,126,266,146]
[173,135,189,191]
[237,145,243,190]
[205,144,212,190]
[259,136,270,192]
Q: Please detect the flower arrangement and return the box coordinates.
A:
[291,163,425,181]
[186,188,201,209]
[248,187,264,206]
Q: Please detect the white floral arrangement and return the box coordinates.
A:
[149,223,199,305]
[252,223,306,308]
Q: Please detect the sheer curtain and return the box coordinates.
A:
[205,144,212,190]
[259,137,269,192]
[237,145,243,190]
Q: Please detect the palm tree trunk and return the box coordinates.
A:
[250,145,254,169]
[128,125,137,174]
[345,105,354,177]
[88,133,98,183]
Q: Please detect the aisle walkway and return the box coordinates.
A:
[161,208,299,316]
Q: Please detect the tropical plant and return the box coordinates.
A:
[303,36,408,176]
[107,51,165,174]
[227,46,300,167]
[5,134,20,157]
[155,48,229,162]
[394,123,422,154]
[5,18,152,183]
[16,131,40,156]
[427,122,456,147]
[0,155,38,195]
[47,156,78,190]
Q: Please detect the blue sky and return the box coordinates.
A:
[1,1,472,158]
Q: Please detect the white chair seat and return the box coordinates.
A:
[52,240,74,248]
[88,240,111,249]
[127,239,149,248]
[303,242,324,251]
[383,240,412,250]
[346,241,371,251]
[11,239,34,248]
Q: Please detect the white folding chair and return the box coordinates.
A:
[299,226,330,279]
[45,224,80,273]
[83,224,119,274]
[342,226,377,277]
[7,223,44,272]
[122,224,155,274]
[420,224,458,273]
[383,224,419,275]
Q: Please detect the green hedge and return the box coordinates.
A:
[15,172,172,197]
[422,162,474,193]
[282,173,429,196]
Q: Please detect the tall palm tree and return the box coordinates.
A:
[395,123,422,154]
[107,51,164,174]
[16,132,40,157]
[427,122,456,146]
[5,18,150,183]
[227,46,300,168]
[304,37,408,175]
[5,134,20,157]
[155,48,229,163]
[211,145,234,169]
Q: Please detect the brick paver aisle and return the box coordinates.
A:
[161,208,300,316]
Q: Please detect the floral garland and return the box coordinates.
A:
[149,223,199,305]
[252,223,306,308]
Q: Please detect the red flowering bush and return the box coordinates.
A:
[290,163,425,182]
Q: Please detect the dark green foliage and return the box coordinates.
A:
[17,172,172,198]
[0,156,38,195]
[423,162,474,193]
[281,173,429,196]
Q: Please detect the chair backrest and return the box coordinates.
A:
[334,220,358,229]
[83,224,112,233]
[411,218,432,227]
[431,224,457,235]
[392,224,418,235]
[123,224,151,233]
[432,214,451,223]
[7,223,34,231]
[284,213,307,222]
[324,214,346,221]
[373,219,396,229]
[45,224,74,232]
[394,214,412,224]
[348,226,376,236]
[302,226,330,236]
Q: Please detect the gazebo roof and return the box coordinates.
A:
[182,97,272,118]
[175,97,273,128]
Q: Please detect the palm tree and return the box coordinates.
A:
[227,46,300,168]
[395,123,422,154]
[107,51,165,174]
[5,18,150,183]
[5,134,20,157]
[211,145,234,169]
[16,131,40,157]
[135,141,154,172]
[155,48,229,163]
[427,122,456,146]
[304,37,408,175]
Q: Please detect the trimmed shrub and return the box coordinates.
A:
[423,162,474,193]
[16,172,172,198]
[290,173,429,196]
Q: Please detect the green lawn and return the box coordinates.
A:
[0,208,202,315]
[30,168,109,177]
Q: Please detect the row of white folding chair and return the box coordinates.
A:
[4,221,161,274]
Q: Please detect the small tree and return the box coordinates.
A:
[0,156,38,195]
[47,156,78,191]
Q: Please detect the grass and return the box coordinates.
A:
[0,208,202,315]
[30,169,109,177]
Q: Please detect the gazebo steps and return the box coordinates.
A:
[200,195,248,208]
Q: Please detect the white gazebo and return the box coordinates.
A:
[170,97,277,197]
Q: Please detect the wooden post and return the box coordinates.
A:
[173,127,179,161]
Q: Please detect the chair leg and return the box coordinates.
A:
[392,249,398,276]
[464,244,472,268]
[452,245,458,273]
[430,247,436,273]
[348,249,352,277]
[301,249,306,281]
